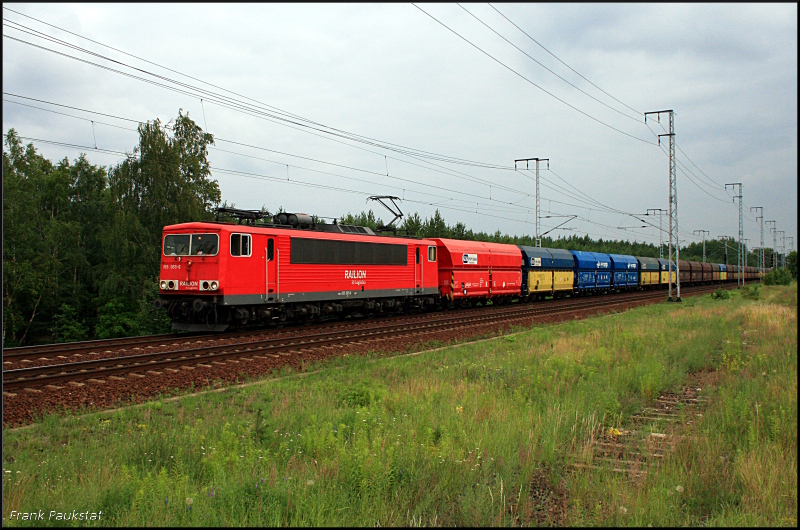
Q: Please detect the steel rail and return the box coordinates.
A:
[3,279,739,362]
[0,285,666,365]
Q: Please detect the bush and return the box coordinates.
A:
[711,288,730,300]
[741,285,760,300]
[763,268,792,286]
[95,299,138,339]
[53,304,89,343]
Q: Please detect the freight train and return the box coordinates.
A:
[154,210,765,331]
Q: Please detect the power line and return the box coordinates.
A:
[4,94,547,216]
[3,31,548,200]
[2,91,538,203]
[4,133,676,245]
[4,133,551,229]
[5,9,776,245]
[2,12,519,171]
[5,13,736,236]
[411,4,657,145]
[457,3,642,122]
[487,3,642,117]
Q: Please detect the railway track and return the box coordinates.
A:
[2,282,736,366]
[3,284,730,392]
[0,288,648,368]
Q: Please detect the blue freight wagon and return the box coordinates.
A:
[609,254,639,290]
[570,250,612,291]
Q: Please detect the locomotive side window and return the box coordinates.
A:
[230,234,252,257]
[267,239,274,261]
[428,246,437,262]
[231,234,240,256]
[290,238,407,265]
[242,234,250,256]
[164,234,190,256]
[190,234,219,256]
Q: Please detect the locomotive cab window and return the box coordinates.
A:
[230,233,252,257]
[428,246,437,262]
[164,234,190,256]
[163,233,218,256]
[267,239,274,261]
[190,234,218,256]
[416,247,420,264]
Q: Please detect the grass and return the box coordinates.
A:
[2,283,796,526]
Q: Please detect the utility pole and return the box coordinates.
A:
[647,208,666,258]
[693,230,709,262]
[777,231,786,268]
[750,207,764,272]
[725,183,743,287]
[514,157,549,247]
[719,236,733,265]
[766,220,777,269]
[645,110,679,301]
[743,239,750,267]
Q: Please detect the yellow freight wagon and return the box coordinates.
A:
[637,256,661,288]
[518,246,575,300]
[658,258,677,286]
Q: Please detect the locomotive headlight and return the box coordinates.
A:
[210,281,219,290]
[160,280,167,290]
[167,280,176,290]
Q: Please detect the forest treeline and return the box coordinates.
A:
[4,112,796,346]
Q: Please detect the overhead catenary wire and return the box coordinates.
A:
[4,133,551,229]
[487,3,642,117]
[6,132,678,246]
[2,13,518,172]
[456,3,643,122]
[26,87,718,241]
[4,6,776,242]
[5,92,710,245]
[1,12,720,239]
[4,95,545,216]
[411,4,657,145]
[3,91,538,205]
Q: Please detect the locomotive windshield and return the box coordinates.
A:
[163,233,219,256]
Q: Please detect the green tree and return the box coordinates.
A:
[3,130,72,346]
[102,111,220,314]
[54,304,89,343]
[339,210,382,230]
[400,212,422,236]
[420,209,449,238]
[787,251,797,280]
[94,298,138,339]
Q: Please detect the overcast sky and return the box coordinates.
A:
[3,3,797,257]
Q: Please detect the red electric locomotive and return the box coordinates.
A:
[155,212,439,331]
